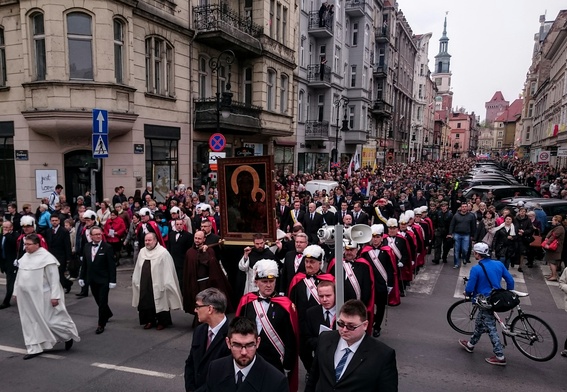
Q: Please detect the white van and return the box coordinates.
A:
[305,180,339,195]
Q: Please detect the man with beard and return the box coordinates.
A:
[238,233,276,294]
[236,259,299,391]
[205,317,288,392]
[287,245,334,372]
[132,232,182,330]
[360,225,396,337]
[183,230,232,315]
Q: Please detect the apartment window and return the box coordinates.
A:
[418,84,423,99]
[300,39,305,67]
[0,28,5,86]
[276,3,281,42]
[376,79,383,100]
[349,106,355,129]
[498,131,503,137]
[530,82,536,95]
[420,64,424,76]
[456,133,460,139]
[350,65,356,87]
[267,69,276,110]
[67,12,93,80]
[363,66,367,89]
[306,94,311,121]
[113,19,125,84]
[280,74,288,113]
[457,122,461,128]
[145,36,173,96]
[352,23,358,46]
[198,57,209,98]
[317,94,324,122]
[334,46,340,72]
[282,7,287,45]
[497,141,502,148]
[417,106,422,121]
[526,126,531,140]
[269,0,275,38]
[243,67,252,106]
[378,48,385,66]
[31,12,46,80]
[435,78,442,86]
[528,102,534,117]
[298,90,304,122]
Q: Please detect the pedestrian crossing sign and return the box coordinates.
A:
[92,134,109,158]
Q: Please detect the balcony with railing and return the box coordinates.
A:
[373,63,387,78]
[375,27,389,42]
[308,11,333,38]
[345,0,366,17]
[193,5,263,56]
[371,99,393,118]
[307,64,331,86]
[194,98,263,134]
[305,121,330,141]
[344,130,368,144]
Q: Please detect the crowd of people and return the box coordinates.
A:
[2,155,567,389]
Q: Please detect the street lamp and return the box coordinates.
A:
[209,50,235,134]
[332,96,350,164]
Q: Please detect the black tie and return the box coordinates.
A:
[325,310,331,327]
[258,297,271,303]
[236,370,243,387]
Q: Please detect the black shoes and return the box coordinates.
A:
[23,353,42,360]
[95,326,105,334]
[432,260,440,265]
[373,329,381,338]
[65,339,74,351]
[518,268,524,273]
[0,303,10,309]
[76,293,88,298]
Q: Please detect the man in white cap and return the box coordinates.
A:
[361,225,396,337]
[287,245,334,371]
[136,207,165,247]
[385,218,410,297]
[236,259,299,390]
[327,239,375,334]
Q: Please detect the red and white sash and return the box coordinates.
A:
[252,300,285,362]
[343,262,362,300]
[387,237,402,260]
[291,210,298,224]
[369,249,388,283]
[304,277,320,304]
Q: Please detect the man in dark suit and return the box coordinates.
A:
[290,201,305,228]
[79,226,116,334]
[351,202,370,225]
[0,221,18,309]
[205,317,288,392]
[5,203,22,233]
[303,203,324,244]
[47,215,73,293]
[167,219,193,287]
[279,233,308,294]
[335,202,352,225]
[306,300,398,392]
[276,198,292,233]
[185,288,230,392]
[320,202,336,226]
[304,280,336,356]
[333,187,345,207]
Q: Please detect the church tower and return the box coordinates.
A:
[432,14,453,111]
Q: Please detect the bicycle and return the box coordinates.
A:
[447,277,558,362]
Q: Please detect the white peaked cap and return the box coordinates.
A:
[170,206,181,214]
[83,210,97,220]
[303,245,324,261]
[406,210,415,220]
[139,207,153,218]
[398,213,408,224]
[386,218,398,227]
[254,259,279,279]
[20,215,35,227]
[343,239,359,249]
[419,206,428,214]
[413,208,422,215]
[370,224,384,235]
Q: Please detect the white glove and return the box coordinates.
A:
[284,369,291,376]
[78,279,85,287]
[412,261,415,266]
[397,262,403,268]
[13,259,19,267]
[387,286,393,294]
[80,256,83,261]
[109,283,117,289]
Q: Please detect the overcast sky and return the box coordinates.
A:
[399,0,564,120]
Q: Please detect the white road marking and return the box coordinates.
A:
[0,278,6,285]
[91,362,176,379]
[0,345,64,359]
[406,262,443,295]
[540,264,564,309]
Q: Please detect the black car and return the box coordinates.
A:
[463,185,541,201]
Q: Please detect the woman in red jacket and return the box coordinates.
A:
[104,210,127,266]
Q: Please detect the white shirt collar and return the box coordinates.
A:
[233,355,256,381]
[208,316,227,338]
[337,333,365,354]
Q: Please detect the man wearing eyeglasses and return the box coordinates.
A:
[184,288,230,392]
[305,300,398,392]
[205,317,288,392]
[236,259,299,391]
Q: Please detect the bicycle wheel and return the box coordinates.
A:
[510,314,558,361]
[447,299,477,335]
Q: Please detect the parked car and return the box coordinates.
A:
[461,178,515,189]
[463,185,541,201]
[494,197,567,227]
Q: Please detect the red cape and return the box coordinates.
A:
[236,292,300,392]
[327,257,375,334]
[136,220,165,247]
[287,272,335,298]
[360,245,400,306]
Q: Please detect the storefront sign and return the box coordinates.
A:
[235,147,255,157]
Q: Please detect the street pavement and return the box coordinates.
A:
[1,252,566,392]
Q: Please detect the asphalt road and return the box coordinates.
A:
[1,254,566,392]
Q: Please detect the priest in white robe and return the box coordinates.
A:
[132,232,182,330]
[13,233,80,359]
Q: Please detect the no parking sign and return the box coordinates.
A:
[538,151,550,163]
[209,133,226,152]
